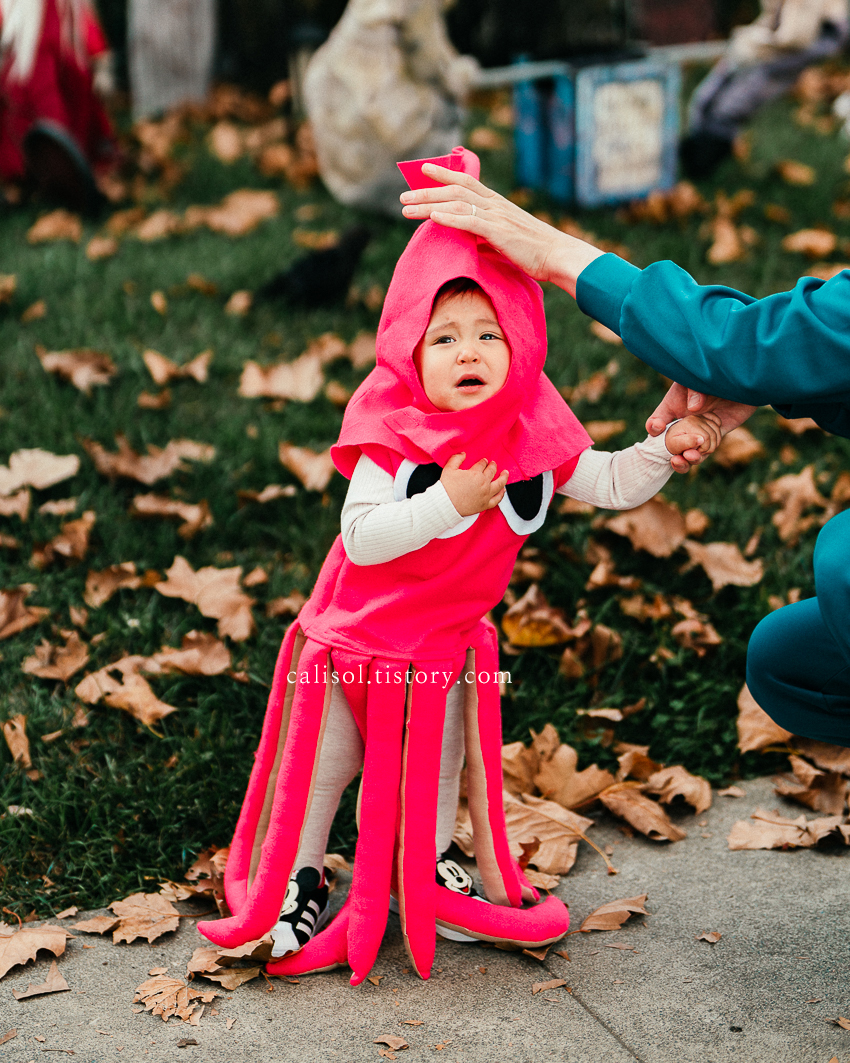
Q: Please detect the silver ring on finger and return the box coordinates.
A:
[470,204,477,217]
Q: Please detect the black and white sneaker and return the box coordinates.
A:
[270,866,330,959]
[434,857,490,942]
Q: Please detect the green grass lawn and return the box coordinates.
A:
[2,85,850,915]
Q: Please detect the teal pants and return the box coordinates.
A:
[747,510,850,747]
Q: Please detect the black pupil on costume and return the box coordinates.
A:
[406,463,442,498]
[506,475,543,520]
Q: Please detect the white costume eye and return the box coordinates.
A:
[393,459,479,538]
[498,469,553,535]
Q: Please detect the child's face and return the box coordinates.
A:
[413,289,511,413]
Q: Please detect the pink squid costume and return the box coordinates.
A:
[198,147,593,983]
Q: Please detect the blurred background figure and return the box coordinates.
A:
[128,0,215,119]
[0,0,116,214]
[681,0,850,179]
[304,0,479,216]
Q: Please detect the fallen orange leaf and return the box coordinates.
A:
[143,349,212,386]
[86,235,119,261]
[602,497,686,557]
[776,159,816,185]
[0,925,74,979]
[21,631,89,682]
[27,209,81,244]
[83,435,215,485]
[84,562,143,608]
[278,442,335,492]
[155,556,255,641]
[644,765,712,815]
[501,584,574,647]
[773,754,848,815]
[0,449,79,495]
[781,228,837,258]
[11,959,70,1000]
[727,808,844,850]
[680,540,764,592]
[598,783,687,841]
[0,587,49,639]
[133,973,217,1023]
[239,352,325,402]
[129,494,213,539]
[35,346,116,395]
[580,895,648,932]
[713,426,764,468]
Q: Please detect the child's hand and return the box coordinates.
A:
[441,453,508,516]
[663,413,722,466]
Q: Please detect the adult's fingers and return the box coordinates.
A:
[646,381,691,435]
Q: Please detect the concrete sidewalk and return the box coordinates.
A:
[2,777,849,1063]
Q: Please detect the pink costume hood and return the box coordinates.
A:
[332,146,592,480]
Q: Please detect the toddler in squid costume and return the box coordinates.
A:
[198,147,721,982]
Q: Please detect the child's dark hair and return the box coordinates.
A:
[433,276,485,303]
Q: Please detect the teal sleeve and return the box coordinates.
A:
[575,255,850,435]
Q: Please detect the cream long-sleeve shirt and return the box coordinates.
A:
[342,429,677,566]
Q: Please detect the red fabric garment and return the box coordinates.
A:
[0,0,114,181]
[332,146,592,482]
[302,147,591,660]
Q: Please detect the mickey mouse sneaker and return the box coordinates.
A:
[434,857,490,942]
[269,866,331,959]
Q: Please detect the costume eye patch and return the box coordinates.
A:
[498,470,553,534]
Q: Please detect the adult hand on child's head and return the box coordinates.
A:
[400,165,603,292]
[441,453,508,516]
[648,383,757,472]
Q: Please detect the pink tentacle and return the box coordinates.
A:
[266,897,352,977]
[343,656,406,986]
[435,888,569,946]
[221,621,301,917]
[199,638,333,948]
[398,657,461,979]
[465,621,533,907]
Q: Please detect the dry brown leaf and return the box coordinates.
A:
[602,497,686,557]
[680,540,763,592]
[225,290,252,316]
[21,298,47,322]
[239,352,324,402]
[533,741,615,809]
[39,497,76,517]
[292,228,339,250]
[143,349,211,386]
[238,484,297,506]
[804,262,850,281]
[713,427,765,468]
[150,290,168,315]
[135,209,183,242]
[736,682,793,752]
[794,739,850,775]
[0,449,79,496]
[106,206,145,236]
[2,714,34,777]
[502,792,595,875]
[0,926,74,979]
[531,978,568,995]
[670,615,722,656]
[0,586,49,639]
[0,273,16,304]
[773,754,848,815]
[501,740,540,796]
[27,209,82,244]
[12,959,70,1000]
[348,331,377,369]
[129,494,213,539]
[561,369,611,405]
[763,464,829,541]
[579,895,648,932]
[138,390,171,409]
[150,632,231,676]
[155,556,255,641]
[75,656,178,727]
[134,973,217,1023]
[266,591,306,619]
[54,907,78,919]
[684,508,710,538]
[110,893,179,944]
[781,228,837,258]
[0,489,30,521]
[616,748,662,782]
[84,562,143,608]
[243,566,268,588]
[585,420,626,444]
[644,765,712,814]
[22,631,89,682]
[695,931,721,944]
[83,435,215,485]
[775,415,821,436]
[618,592,672,623]
[278,442,335,492]
[599,783,687,841]
[706,216,745,264]
[35,510,96,567]
[203,189,279,237]
[501,584,574,647]
[208,121,243,163]
[35,346,116,395]
[727,807,843,850]
[718,785,746,798]
[86,235,119,261]
[777,159,816,185]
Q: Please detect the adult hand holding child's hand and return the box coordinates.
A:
[663,412,723,469]
[441,453,508,516]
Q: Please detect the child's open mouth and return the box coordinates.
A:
[456,377,484,388]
